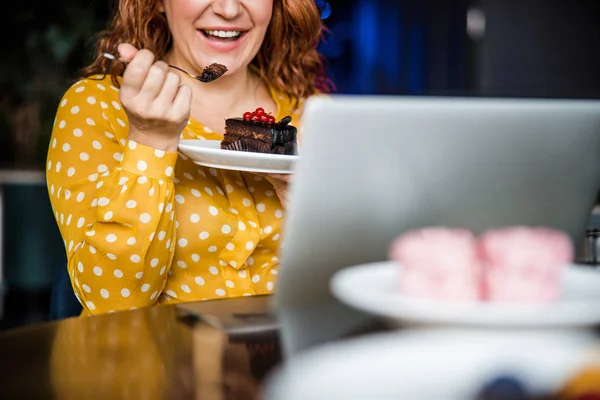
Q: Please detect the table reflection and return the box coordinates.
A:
[50,306,194,399]
[0,303,281,399]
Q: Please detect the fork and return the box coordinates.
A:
[103,53,227,83]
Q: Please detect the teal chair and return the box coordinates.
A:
[2,184,79,319]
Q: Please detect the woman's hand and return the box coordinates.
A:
[263,174,292,208]
[118,43,192,152]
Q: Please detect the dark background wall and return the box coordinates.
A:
[478,0,600,98]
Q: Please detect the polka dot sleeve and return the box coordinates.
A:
[47,79,179,315]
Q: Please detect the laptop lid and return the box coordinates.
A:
[275,95,600,355]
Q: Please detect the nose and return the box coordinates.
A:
[211,0,242,20]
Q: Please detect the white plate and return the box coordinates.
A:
[265,329,597,400]
[330,261,600,328]
[178,140,298,174]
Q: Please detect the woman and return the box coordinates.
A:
[46,0,328,315]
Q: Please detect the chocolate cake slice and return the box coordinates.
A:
[221,108,297,155]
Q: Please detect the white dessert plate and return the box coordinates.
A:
[265,329,597,400]
[330,261,600,328]
[178,140,298,174]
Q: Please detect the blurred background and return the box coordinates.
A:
[1,0,600,329]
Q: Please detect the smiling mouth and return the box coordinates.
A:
[201,29,247,41]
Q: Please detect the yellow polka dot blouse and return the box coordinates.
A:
[46,75,301,316]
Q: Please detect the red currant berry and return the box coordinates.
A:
[251,115,259,122]
[259,115,269,124]
[255,107,265,115]
[267,115,276,124]
[243,112,252,121]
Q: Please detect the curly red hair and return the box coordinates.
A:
[81,0,330,105]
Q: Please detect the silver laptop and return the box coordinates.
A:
[274,95,600,356]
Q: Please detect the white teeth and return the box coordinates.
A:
[204,30,241,38]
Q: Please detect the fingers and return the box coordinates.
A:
[155,71,182,107]
[156,71,190,123]
[261,174,291,209]
[275,185,288,209]
[140,61,169,100]
[121,49,155,98]
[170,84,192,121]
[267,173,293,183]
[117,43,139,62]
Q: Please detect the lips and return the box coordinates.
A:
[197,27,249,52]
[203,29,242,39]
[200,29,248,42]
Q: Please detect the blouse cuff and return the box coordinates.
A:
[120,140,179,181]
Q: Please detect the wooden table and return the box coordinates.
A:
[0,296,282,400]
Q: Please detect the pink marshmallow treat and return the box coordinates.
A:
[389,227,483,301]
[479,227,573,303]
